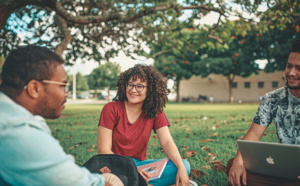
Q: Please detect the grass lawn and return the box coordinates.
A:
[47,103,278,186]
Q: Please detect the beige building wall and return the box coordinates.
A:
[179,71,286,102]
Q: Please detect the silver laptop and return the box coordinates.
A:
[237,139,300,180]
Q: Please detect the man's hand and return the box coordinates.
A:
[228,159,247,186]
[298,176,300,180]
[138,170,151,184]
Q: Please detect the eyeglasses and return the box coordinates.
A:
[126,82,147,92]
[41,80,70,93]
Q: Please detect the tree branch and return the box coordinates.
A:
[150,50,171,59]
[54,15,72,59]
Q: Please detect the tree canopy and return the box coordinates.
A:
[88,61,121,100]
[1,0,281,64]
[70,72,89,91]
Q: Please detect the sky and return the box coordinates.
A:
[64,51,154,76]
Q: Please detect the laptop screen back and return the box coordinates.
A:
[237,140,300,180]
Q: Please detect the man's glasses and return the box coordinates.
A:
[41,80,70,93]
[126,82,147,92]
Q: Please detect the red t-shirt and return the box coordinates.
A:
[98,101,170,160]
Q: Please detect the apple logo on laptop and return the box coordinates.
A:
[266,156,275,164]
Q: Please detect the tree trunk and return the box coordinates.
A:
[229,80,233,103]
[94,90,98,98]
[72,72,76,100]
[227,74,235,103]
[176,79,180,103]
[107,86,111,103]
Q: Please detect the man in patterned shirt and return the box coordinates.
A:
[227,40,300,186]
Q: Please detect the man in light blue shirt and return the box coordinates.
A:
[0,45,123,186]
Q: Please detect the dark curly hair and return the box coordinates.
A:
[113,64,170,119]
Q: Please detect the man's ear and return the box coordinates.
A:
[25,80,43,99]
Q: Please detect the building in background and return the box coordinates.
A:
[179,71,285,103]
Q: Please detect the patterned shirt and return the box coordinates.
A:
[253,86,300,144]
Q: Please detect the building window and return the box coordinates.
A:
[244,82,251,88]
[272,81,278,88]
[258,82,264,88]
[232,82,237,88]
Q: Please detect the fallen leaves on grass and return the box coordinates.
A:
[76,122,82,125]
[208,133,218,137]
[190,169,204,178]
[185,150,197,157]
[208,152,216,157]
[198,139,214,143]
[88,144,96,152]
[235,136,243,140]
[201,146,211,152]
[210,159,223,164]
[203,156,210,160]
[66,135,72,139]
[181,146,190,150]
[204,153,216,161]
[200,165,211,170]
[68,144,79,150]
[68,141,88,150]
[212,164,227,173]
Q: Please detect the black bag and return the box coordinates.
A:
[83,154,147,186]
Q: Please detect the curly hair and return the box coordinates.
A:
[113,64,170,119]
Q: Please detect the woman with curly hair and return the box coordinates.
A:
[97,64,191,186]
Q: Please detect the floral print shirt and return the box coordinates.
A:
[253,86,300,144]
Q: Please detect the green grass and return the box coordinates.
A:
[47,103,277,185]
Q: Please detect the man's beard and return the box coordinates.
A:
[286,80,300,90]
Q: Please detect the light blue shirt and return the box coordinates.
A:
[0,91,105,185]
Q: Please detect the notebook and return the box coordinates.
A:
[237,139,300,180]
[137,158,168,181]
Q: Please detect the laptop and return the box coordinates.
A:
[237,139,300,180]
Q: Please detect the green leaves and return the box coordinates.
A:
[87,61,121,91]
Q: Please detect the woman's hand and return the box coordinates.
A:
[175,167,190,186]
[138,170,152,184]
